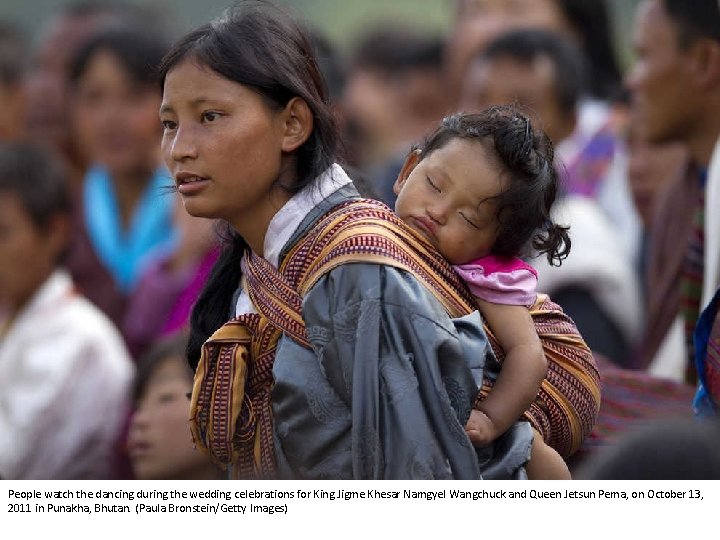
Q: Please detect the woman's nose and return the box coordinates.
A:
[168,127,198,162]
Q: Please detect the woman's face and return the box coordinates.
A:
[127,356,218,480]
[160,58,292,243]
[73,49,162,176]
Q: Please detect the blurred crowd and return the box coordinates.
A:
[0,0,719,480]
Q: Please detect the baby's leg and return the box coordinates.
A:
[525,429,571,480]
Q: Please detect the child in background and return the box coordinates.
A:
[0,143,133,479]
[127,334,223,480]
[393,106,571,478]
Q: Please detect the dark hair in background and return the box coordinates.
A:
[0,22,27,86]
[662,0,720,47]
[0,142,71,231]
[351,25,444,75]
[133,333,192,402]
[59,0,176,38]
[158,0,341,369]
[417,106,570,265]
[554,0,622,102]
[69,23,170,86]
[479,28,587,118]
[308,28,346,103]
[578,418,720,480]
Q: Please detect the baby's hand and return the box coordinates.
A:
[465,409,498,446]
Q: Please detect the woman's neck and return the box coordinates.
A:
[229,184,293,257]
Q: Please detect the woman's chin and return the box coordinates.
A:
[180,199,216,220]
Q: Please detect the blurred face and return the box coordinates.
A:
[25,14,104,151]
[0,193,61,316]
[73,50,161,175]
[458,0,569,33]
[447,0,572,96]
[627,133,688,227]
[160,59,291,240]
[461,56,575,143]
[127,356,218,480]
[626,0,698,145]
[0,82,26,141]
[393,138,504,265]
[342,68,399,163]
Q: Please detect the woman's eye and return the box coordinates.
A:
[426,176,441,192]
[161,119,177,130]
[201,111,220,123]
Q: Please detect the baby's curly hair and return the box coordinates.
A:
[417,105,570,265]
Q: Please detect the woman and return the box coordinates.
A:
[161,1,599,479]
[65,24,176,329]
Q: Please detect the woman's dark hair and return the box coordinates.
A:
[0,142,71,231]
[133,333,192,402]
[158,1,340,368]
[417,106,570,266]
[554,0,622,102]
[69,23,169,86]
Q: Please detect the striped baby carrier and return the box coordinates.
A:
[189,198,600,477]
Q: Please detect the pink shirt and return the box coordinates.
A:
[453,255,538,307]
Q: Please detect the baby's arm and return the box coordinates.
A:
[465,298,547,446]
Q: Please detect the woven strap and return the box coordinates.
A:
[189,198,600,475]
[478,294,601,458]
[189,199,476,476]
[705,309,720,405]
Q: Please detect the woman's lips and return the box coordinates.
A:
[175,174,211,195]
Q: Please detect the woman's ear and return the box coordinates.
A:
[281,97,313,152]
[393,149,421,195]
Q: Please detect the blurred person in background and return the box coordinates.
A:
[0,143,133,479]
[122,200,218,360]
[446,0,623,104]
[577,418,720,479]
[342,25,450,205]
[626,0,720,380]
[624,124,688,294]
[127,334,222,480]
[460,28,641,366]
[23,1,140,190]
[64,25,177,332]
[0,22,28,142]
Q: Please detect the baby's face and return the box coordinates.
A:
[393,138,504,265]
